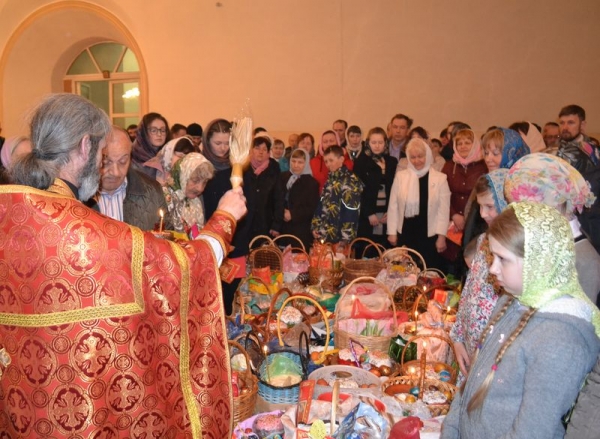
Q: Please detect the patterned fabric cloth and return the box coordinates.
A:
[512,202,600,336]
[450,233,500,356]
[506,153,596,216]
[311,165,363,243]
[0,181,236,438]
[450,170,509,382]
[164,153,211,237]
[499,127,530,168]
[485,168,509,213]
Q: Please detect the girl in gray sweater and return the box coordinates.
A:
[441,202,600,439]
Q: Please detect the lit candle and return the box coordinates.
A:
[263,345,270,383]
[408,366,416,378]
[158,209,164,232]
[419,340,428,399]
[445,306,451,322]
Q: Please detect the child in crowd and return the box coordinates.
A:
[345,125,364,161]
[311,145,363,244]
[442,202,600,439]
[271,138,289,172]
[450,170,508,383]
[273,148,319,250]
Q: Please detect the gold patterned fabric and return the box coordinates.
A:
[512,201,600,336]
[0,182,234,438]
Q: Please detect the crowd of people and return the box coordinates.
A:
[0,95,599,438]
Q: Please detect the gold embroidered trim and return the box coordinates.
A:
[205,242,234,435]
[170,241,202,439]
[200,231,228,257]
[0,222,146,327]
[0,183,79,198]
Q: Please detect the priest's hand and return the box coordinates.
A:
[217,187,247,221]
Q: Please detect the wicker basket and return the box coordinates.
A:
[334,276,398,352]
[382,247,427,274]
[275,295,331,366]
[343,238,386,283]
[308,245,343,288]
[257,329,309,404]
[229,340,259,425]
[400,333,458,384]
[381,374,457,416]
[249,235,283,273]
[273,234,306,251]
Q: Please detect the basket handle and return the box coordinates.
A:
[264,287,293,339]
[382,246,427,272]
[400,333,457,368]
[243,330,265,374]
[315,244,335,268]
[419,268,447,280]
[273,234,306,251]
[228,339,254,381]
[249,234,275,249]
[410,284,459,319]
[276,294,331,365]
[348,237,383,260]
[298,330,310,378]
[333,276,398,336]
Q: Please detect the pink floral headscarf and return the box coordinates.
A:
[505,153,596,217]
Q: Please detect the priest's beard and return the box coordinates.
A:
[78,150,101,202]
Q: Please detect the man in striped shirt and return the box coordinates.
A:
[97,126,167,230]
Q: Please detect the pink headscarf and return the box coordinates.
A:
[452,129,482,166]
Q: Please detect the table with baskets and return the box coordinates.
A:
[226,236,462,438]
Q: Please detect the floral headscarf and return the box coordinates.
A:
[505,153,596,217]
[453,129,483,166]
[508,202,600,336]
[498,128,530,168]
[485,169,509,213]
[166,153,213,234]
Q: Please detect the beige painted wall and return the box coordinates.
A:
[1,0,600,142]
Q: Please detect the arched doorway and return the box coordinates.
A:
[64,42,142,128]
[0,1,148,135]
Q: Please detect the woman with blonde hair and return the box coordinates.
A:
[441,202,600,439]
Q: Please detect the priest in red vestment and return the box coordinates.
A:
[0,93,247,439]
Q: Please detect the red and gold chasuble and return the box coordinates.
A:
[0,182,235,439]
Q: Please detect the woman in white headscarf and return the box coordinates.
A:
[387,138,451,270]
[144,136,195,186]
[164,152,215,239]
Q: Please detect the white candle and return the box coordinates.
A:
[158,209,164,232]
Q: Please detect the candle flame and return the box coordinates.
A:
[159,209,164,218]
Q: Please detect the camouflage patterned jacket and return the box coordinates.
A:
[311,165,363,243]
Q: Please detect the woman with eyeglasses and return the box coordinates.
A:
[131,112,171,178]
